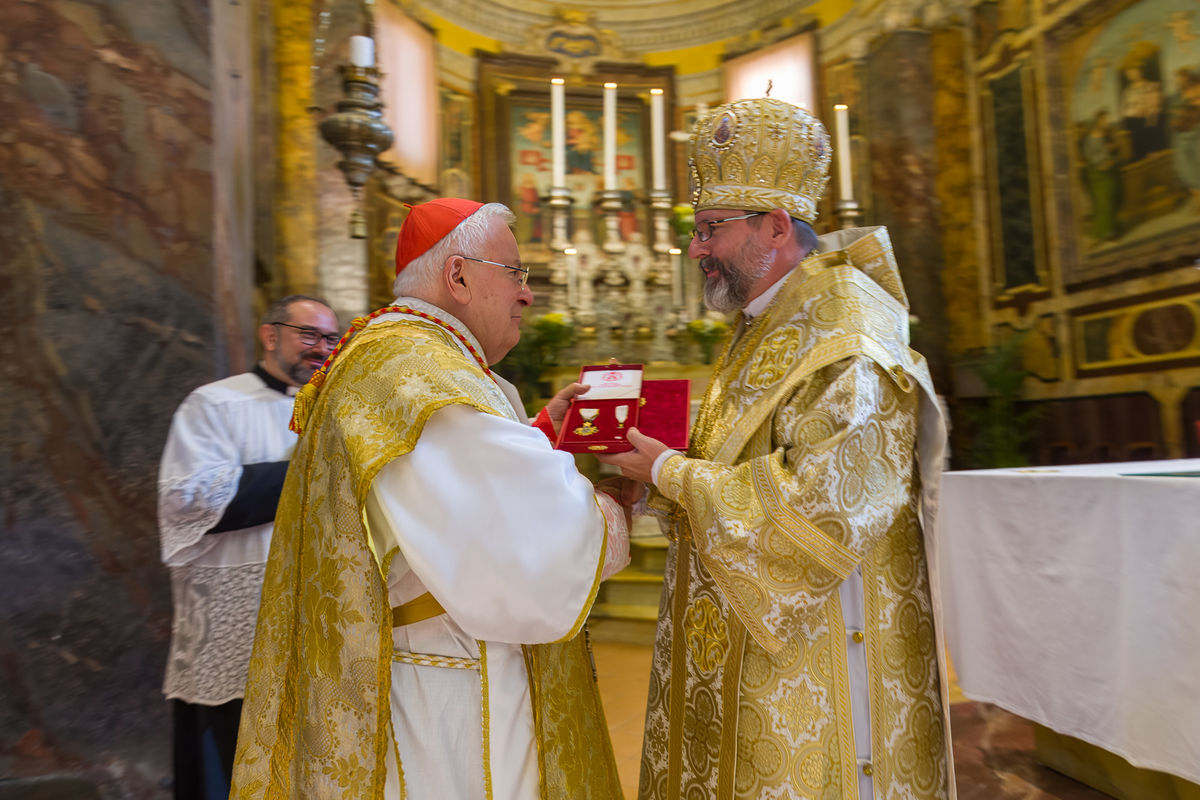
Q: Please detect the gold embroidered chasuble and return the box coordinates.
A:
[230,317,622,799]
[640,227,954,800]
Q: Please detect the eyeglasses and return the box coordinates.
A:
[690,212,764,242]
[272,322,340,348]
[458,254,530,286]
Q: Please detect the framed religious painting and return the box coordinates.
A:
[1045,0,1200,286]
[476,53,675,252]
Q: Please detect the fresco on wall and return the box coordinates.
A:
[1053,0,1200,280]
[508,103,644,245]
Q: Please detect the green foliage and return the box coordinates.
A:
[962,332,1041,468]
[670,204,695,240]
[686,317,729,364]
[494,313,576,413]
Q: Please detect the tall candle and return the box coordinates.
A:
[603,82,617,191]
[349,35,375,68]
[650,88,666,192]
[565,248,578,309]
[834,104,853,201]
[669,247,682,307]
[551,78,565,189]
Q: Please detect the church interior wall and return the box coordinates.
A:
[954,0,1200,460]
[384,0,1199,459]
[0,0,230,795]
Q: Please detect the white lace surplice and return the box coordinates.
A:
[157,372,296,705]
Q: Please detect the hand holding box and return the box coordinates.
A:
[555,364,690,453]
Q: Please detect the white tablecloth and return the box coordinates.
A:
[939,459,1200,783]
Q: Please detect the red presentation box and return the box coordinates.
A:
[638,378,691,450]
[555,364,690,454]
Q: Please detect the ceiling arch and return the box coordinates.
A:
[402,0,813,55]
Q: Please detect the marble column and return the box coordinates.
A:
[866,29,950,389]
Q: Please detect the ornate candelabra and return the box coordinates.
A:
[836,198,864,229]
[319,62,394,238]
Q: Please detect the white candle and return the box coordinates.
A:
[604,82,617,191]
[834,104,853,201]
[349,35,375,68]
[551,78,565,189]
[669,247,682,307]
[650,88,666,192]
[565,248,578,308]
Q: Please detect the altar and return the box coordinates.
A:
[939,460,1200,798]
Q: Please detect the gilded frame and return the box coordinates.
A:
[1044,0,1200,287]
[476,53,675,250]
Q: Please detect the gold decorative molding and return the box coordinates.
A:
[512,10,629,74]
[1072,290,1200,375]
[272,0,318,296]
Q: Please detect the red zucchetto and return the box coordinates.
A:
[395,198,484,276]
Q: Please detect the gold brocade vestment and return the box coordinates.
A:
[640,227,954,799]
[230,318,622,799]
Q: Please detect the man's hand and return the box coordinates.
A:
[596,427,671,485]
[595,476,646,530]
[544,382,589,435]
[596,476,646,507]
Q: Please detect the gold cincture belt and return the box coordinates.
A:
[391,591,445,627]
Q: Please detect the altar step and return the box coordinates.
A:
[588,531,668,645]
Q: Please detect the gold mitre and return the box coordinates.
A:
[689,98,832,224]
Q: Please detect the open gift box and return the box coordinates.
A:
[554,364,690,453]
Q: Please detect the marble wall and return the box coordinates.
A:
[866,29,953,391]
[0,0,226,795]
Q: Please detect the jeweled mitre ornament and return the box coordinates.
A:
[689,98,832,224]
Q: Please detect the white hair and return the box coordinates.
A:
[392,203,517,297]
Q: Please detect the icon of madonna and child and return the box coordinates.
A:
[1071,0,1200,249]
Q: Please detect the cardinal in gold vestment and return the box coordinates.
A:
[601,99,956,799]
[231,200,632,799]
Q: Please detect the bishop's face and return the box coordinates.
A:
[686,209,775,312]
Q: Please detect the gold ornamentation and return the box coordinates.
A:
[689,98,831,224]
[587,444,609,451]
[392,650,479,670]
[573,407,600,436]
[522,635,625,796]
[744,328,802,390]
[684,596,729,674]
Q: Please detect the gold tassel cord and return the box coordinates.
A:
[289,368,326,434]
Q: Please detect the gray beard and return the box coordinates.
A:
[702,243,775,312]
